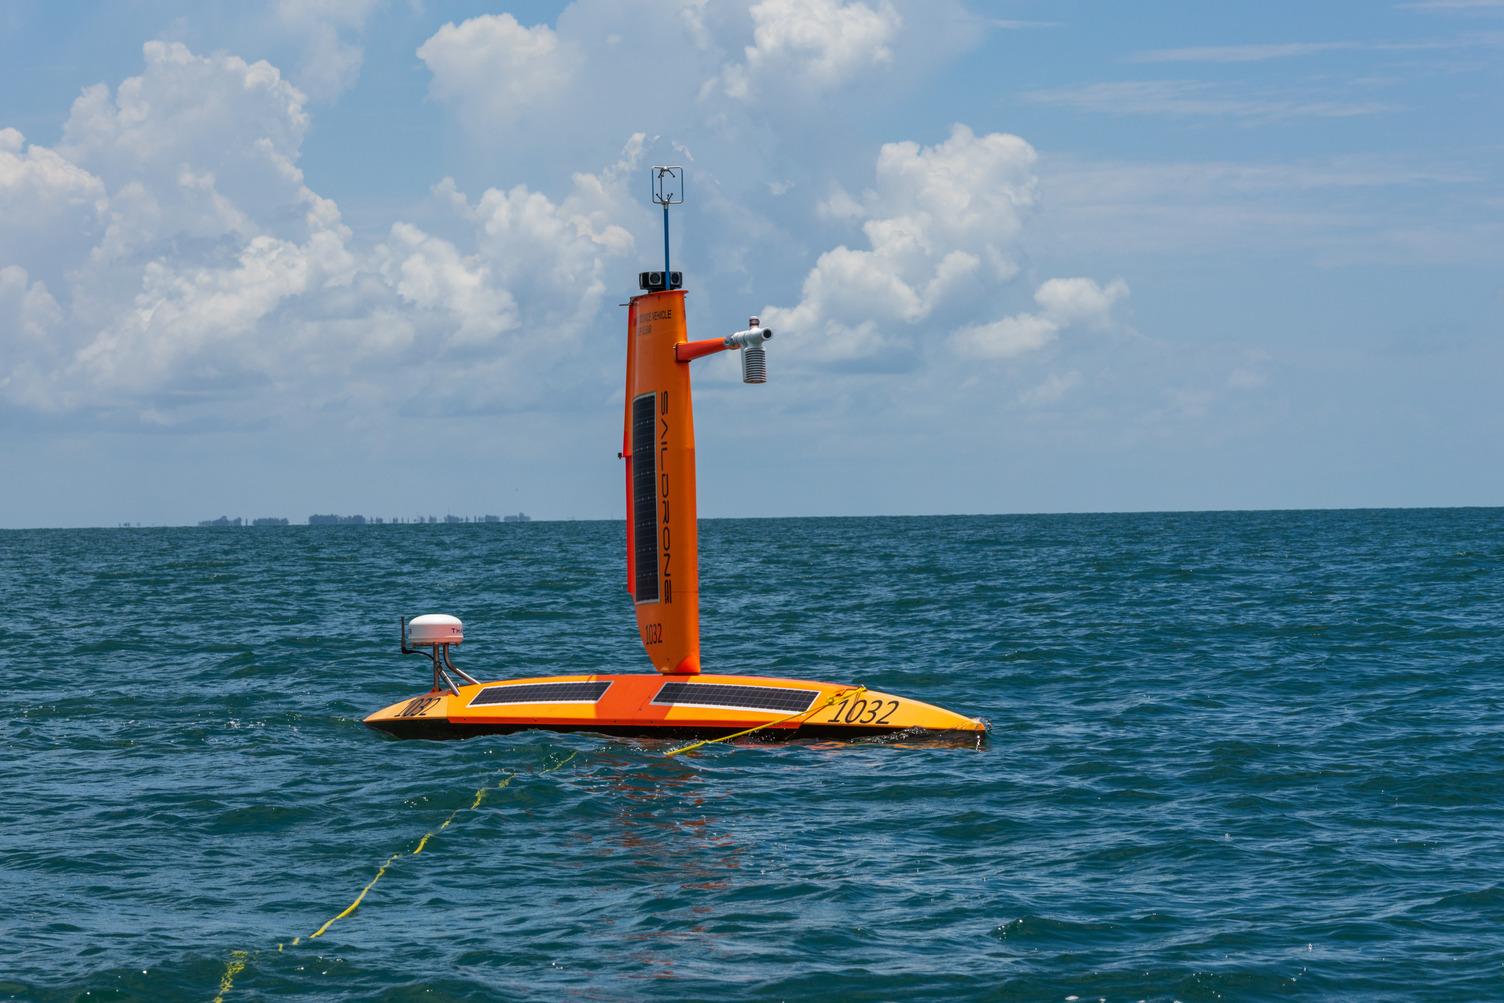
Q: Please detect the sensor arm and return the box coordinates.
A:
[673,327,773,362]
[675,338,729,362]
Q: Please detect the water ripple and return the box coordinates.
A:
[2,510,1502,1000]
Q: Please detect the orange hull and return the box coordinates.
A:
[365,673,987,743]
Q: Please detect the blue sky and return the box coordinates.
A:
[0,0,1499,526]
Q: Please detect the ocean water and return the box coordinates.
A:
[2,510,1502,1002]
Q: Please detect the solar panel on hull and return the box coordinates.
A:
[631,392,659,604]
[652,682,819,714]
[468,681,612,707]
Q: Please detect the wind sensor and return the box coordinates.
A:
[639,166,684,293]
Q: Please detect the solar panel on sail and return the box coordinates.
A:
[651,681,819,714]
[468,681,612,707]
[631,392,659,604]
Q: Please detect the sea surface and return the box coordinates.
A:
[2,510,1502,1002]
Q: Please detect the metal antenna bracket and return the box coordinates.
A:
[652,166,684,206]
[650,166,684,288]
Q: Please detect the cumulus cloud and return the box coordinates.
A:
[0,42,641,421]
[951,278,1129,359]
[761,123,1055,364]
[1033,276,1130,327]
[58,41,315,256]
[379,222,518,346]
[720,0,901,99]
[0,267,63,345]
[950,313,1058,359]
[0,127,107,282]
[756,123,1129,370]
[0,32,1129,432]
[418,13,577,128]
[0,266,66,409]
[270,0,384,100]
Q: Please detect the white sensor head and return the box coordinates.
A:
[724,326,773,350]
[408,613,463,645]
[725,322,772,384]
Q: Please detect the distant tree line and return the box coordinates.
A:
[196,513,531,526]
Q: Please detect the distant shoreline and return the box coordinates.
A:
[189,513,533,528]
[1,506,1499,531]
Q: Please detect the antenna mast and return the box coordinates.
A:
[652,166,683,281]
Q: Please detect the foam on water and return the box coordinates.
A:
[1,510,1501,1001]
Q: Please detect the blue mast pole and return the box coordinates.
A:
[652,167,679,288]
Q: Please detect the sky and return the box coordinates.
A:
[0,0,1499,527]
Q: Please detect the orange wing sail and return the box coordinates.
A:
[623,290,701,674]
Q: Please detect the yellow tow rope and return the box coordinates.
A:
[665,685,866,756]
[212,750,579,1001]
[294,770,518,945]
[210,951,248,1003]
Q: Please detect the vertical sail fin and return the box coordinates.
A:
[622,290,700,674]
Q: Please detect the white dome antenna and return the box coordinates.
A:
[401,614,479,694]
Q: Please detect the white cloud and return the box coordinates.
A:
[0,128,108,280]
[951,313,1058,359]
[379,222,518,345]
[1033,276,1130,327]
[0,266,63,345]
[69,233,329,404]
[271,0,384,100]
[950,278,1128,360]
[418,14,576,128]
[0,34,1140,436]
[0,266,65,409]
[393,154,639,370]
[58,41,315,258]
[0,43,642,421]
[763,124,1130,369]
[721,0,901,99]
[412,0,738,153]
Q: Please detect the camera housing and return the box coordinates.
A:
[638,271,683,292]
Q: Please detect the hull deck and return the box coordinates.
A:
[365,673,987,745]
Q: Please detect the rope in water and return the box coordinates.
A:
[210,951,248,1003]
[211,750,578,1001]
[290,772,515,946]
[665,685,866,756]
[216,688,864,999]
